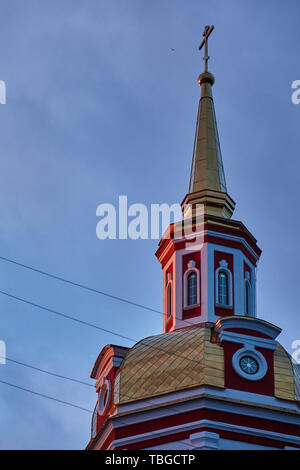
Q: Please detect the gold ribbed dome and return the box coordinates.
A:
[114,324,224,405]
[113,324,300,407]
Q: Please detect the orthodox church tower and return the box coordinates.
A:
[87,27,300,450]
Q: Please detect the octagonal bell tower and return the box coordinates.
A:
[156,46,261,333]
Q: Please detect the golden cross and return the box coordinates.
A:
[199,25,214,73]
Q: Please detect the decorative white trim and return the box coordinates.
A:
[244,275,253,316]
[94,386,300,450]
[175,240,258,324]
[146,438,278,450]
[113,386,300,426]
[171,228,260,262]
[98,377,111,415]
[218,330,277,350]
[183,261,200,308]
[162,253,176,332]
[215,316,281,339]
[144,440,191,450]
[206,245,218,322]
[215,260,233,308]
[232,347,268,381]
[200,243,210,322]
[189,431,220,450]
[174,251,183,327]
[166,281,173,318]
[109,418,300,448]
[253,268,258,318]
[212,232,259,261]
[233,250,245,316]
[208,243,256,319]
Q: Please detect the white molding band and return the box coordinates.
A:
[189,431,220,450]
[166,280,173,318]
[215,316,281,340]
[94,386,300,450]
[244,277,253,316]
[113,386,300,421]
[218,330,277,350]
[180,228,261,262]
[109,418,300,449]
[175,228,260,262]
[162,253,176,332]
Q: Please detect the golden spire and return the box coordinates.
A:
[183,26,235,219]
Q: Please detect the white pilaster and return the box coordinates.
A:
[200,243,209,321]
[207,244,217,322]
[174,251,183,326]
[234,249,244,315]
[189,431,220,450]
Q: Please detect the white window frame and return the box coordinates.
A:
[232,346,268,381]
[98,377,111,416]
[215,260,233,308]
[183,260,200,308]
[244,272,253,316]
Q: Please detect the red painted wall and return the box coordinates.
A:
[223,341,275,396]
[96,406,299,449]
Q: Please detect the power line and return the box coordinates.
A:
[0,289,136,343]
[0,254,198,329]
[0,258,203,449]
[1,355,196,449]
[0,379,93,414]
[2,356,94,388]
[2,345,206,449]
[0,375,195,449]
[0,254,162,315]
[0,288,210,370]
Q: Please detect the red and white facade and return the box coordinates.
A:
[157,216,261,332]
[86,63,300,451]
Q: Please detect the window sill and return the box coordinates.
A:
[183,304,200,310]
[215,303,233,310]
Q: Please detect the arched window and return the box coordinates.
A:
[218,271,229,306]
[245,281,251,315]
[167,283,172,317]
[215,260,233,308]
[98,378,111,416]
[183,262,200,308]
[187,272,197,306]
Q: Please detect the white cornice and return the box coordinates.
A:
[215,316,281,339]
[113,386,300,424]
[91,386,300,449]
[169,228,260,262]
[109,418,300,448]
[218,330,277,350]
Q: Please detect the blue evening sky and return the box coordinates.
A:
[0,0,299,449]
